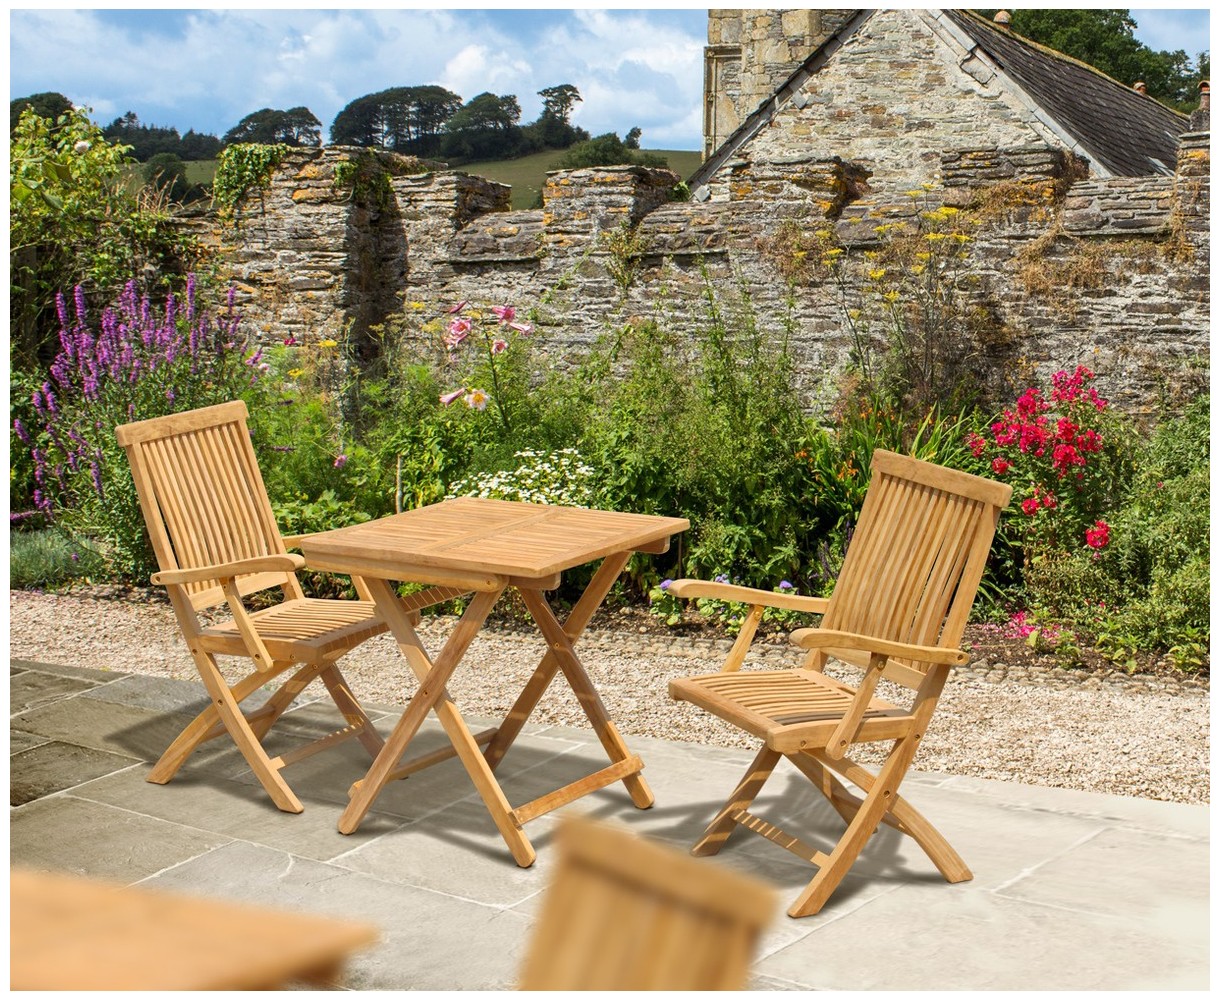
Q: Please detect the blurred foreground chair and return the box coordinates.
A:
[668,450,1012,917]
[517,817,775,990]
[10,868,377,989]
[116,400,461,813]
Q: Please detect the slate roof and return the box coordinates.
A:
[691,9,1191,191]
[945,9,1190,176]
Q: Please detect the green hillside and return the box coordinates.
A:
[462,149,703,210]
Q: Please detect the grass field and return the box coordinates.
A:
[173,149,702,211]
[463,148,703,209]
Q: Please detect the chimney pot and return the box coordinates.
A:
[993,10,1011,27]
[1200,80,1210,111]
[1133,81,1147,95]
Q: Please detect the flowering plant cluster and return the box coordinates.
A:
[436,301,533,431]
[968,365,1118,557]
[446,448,598,508]
[12,276,259,577]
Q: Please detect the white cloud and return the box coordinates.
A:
[9,8,706,147]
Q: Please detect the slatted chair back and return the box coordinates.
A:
[116,400,300,612]
[517,817,775,990]
[813,449,1012,686]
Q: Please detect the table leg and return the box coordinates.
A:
[336,580,499,833]
[518,586,654,810]
[483,552,630,772]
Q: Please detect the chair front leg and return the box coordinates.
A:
[181,648,303,813]
[788,733,922,918]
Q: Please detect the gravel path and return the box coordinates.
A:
[9,589,1210,805]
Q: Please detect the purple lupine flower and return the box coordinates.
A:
[73,285,87,325]
[166,388,175,401]
[333,454,348,469]
[13,419,29,444]
[41,383,57,415]
[778,580,794,591]
[89,461,104,497]
[32,388,44,415]
[33,489,49,512]
[185,273,196,322]
[54,291,70,333]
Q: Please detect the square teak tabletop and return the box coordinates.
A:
[301,498,689,865]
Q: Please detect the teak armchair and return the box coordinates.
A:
[668,449,1012,917]
[116,400,460,813]
[517,817,775,990]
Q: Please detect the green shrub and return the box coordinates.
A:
[10,106,198,367]
[9,528,105,588]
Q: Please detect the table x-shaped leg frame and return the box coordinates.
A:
[337,554,652,868]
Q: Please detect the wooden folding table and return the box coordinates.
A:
[300,497,688,866]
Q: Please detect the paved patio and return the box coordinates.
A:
[10,657,1210,990]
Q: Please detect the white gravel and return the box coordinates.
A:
[8,589,1210,805]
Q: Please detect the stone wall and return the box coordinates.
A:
[204,11,1209,419]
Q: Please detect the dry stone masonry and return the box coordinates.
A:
[203,9,1209,417]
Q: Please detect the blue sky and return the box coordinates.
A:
[7,7,1213,151]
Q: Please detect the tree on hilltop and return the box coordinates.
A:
[330,85,462,156]
[523,84,589,151]
[441,92,525,161]
[224,107,322,147]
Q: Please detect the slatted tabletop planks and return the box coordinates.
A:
[301,498,689,582]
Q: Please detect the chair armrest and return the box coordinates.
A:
[280,533,308,550]
[789,628,968,666]
[151,554,306,587]
[666,579,829,614]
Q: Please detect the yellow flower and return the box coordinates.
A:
[954,233,971,243]
[925,233,948,242]
[911,265,925,276]
[883,290,901,303]
[793,249,808,259]
[815,229,833,239]
[868,267,887,280]
[822,247,844,257]
[409,301,425,310]
[847,309,862,320]
[318,338,339,348]
[288,368,304,377]
[904,189,925,199]
[915,251,931,262]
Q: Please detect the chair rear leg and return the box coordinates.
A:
[319,661,385,759]
[692,746,781,857]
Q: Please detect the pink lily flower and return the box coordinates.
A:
[439,388,465,405]
[509,321,534,335]
[447,301,468,314]
[492,338,508,354]
[492,305,515,323]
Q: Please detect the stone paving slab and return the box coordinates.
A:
[10,740,140,806]
[8,660,1210,991]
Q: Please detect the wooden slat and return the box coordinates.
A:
[730,808,830,866]
[510,755,644,825]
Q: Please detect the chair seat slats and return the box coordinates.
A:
[198,599,386,662]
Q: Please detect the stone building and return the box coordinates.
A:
[211,8,1209,415]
